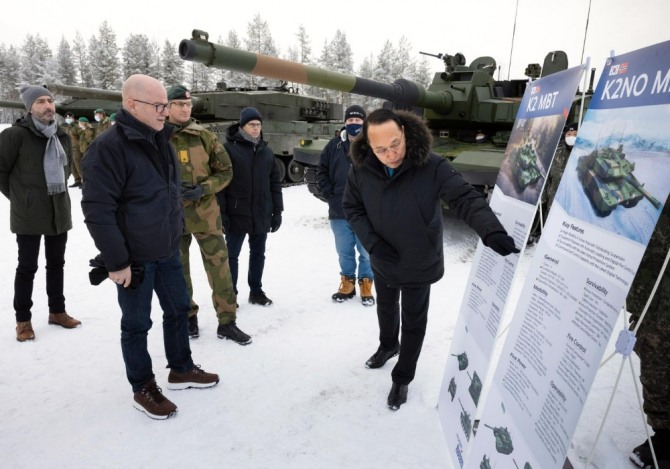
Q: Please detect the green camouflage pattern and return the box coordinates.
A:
[173,118,237,322]
[62,123,82,183]
[180,231,237,322]
[78,124,95,155]
[628,202,669,429]
[544,142,571,213]
[95,117,112,137]
[172,119,233,232]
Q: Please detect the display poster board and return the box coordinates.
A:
[465,40,670,469]
[438,65,584,469]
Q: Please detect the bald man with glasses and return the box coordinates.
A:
[82,74,219,420]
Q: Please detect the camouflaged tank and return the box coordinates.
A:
[179,29,594,199]
[577,142,662,216]
[484,423,514,455]
[511,138,544,190]
[28,79,343,184]
[468,370,483,406]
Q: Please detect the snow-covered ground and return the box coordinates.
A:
[0,184,647,468]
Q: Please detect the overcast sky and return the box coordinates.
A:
[1,0,668,85]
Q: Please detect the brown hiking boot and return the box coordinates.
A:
[359,278,375,306]
[332,275,356,302]
[16,321,35,342]
[167,365,220,390]
[48,312,81,329]
[133,379,177,420]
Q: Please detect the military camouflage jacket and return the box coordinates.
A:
[95,117,112,138]
[79,125,95,154]
[627,202,669,325]
[170,118,233,233]
[62,122,80,145]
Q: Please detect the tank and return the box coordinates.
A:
[448,376,457,401]
[459,398,473,441]
[484,423,514,455]
[511,137,544,190]
[468,370,482,406]
[38,80,344,184]
[480,454,492,469]
[576,142,662,217]
[451,351,469,371]
[179,29,593,197]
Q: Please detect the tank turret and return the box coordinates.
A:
[448,376,457,401]
[451,352,469,371]
[458,398,473,440]
[179,29,592,195]
[484,423,514,455]
[577,143,662,216]
[468,370,482,406]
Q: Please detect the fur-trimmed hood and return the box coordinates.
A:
[349,110,433,168]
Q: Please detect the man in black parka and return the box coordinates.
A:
[343,108,519,410]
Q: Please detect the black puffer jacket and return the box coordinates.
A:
[218,124,283,234]
[0,115,72,235]
[81,108,182,272]
[316,129,351,219]
[343,111,505,287]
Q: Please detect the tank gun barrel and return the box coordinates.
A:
[0,100,26,110]
[625,175,662,209]
[179,30,453,114]
[46,84,122,102]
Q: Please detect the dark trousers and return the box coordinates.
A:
[14,233,68,322]
[225,231,268,295]
[117,249,194,392]
[374,273,431,386]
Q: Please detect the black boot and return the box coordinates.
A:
[630,429,670,468]
[365,345,399,369]
[188,315,199,339]
[387,382,408,410]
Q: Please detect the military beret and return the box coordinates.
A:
[167,85,191,101]
[565,122,579,132]
[109,113,116,121]
[94,108,105,114]
[78,116,89,123]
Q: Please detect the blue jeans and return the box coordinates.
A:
[225,232,267,295]
[117,250,194,392]
[330,219,372,279]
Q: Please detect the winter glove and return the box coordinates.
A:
[88,255,145,289]
[485,232,520,256]
[181,183,204,201]
[222,213,231,233]
[271,214,282,233]
[371,239,401,264]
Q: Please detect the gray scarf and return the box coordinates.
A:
[239,128,261,146]
[33,116,67,195]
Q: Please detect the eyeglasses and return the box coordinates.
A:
[170,101,193,109]
[373,135,404,157]
[132,98,170,113]
[245,122,262,128]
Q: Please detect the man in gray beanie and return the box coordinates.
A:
[0,84,81,342]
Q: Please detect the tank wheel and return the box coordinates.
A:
[275,157,286,182]
[287,160,305,183]
[622,198,640,208]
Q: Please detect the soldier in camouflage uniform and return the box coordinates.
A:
[61,112,82,187]
[628,202,670,468]
[77,117,95,158]
[166,85,252,346]
[93,108,112,137]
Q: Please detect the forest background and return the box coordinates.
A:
[0,13,433,123]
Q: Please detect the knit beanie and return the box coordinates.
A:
[240,107,263,127]
[344,105,366,121]
[20,85,53,112]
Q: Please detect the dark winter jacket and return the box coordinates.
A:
[217,124,283,234]
[317,128,352,219]
[343,111,506,287]
[81,108,183,272]
[0,114,72,235]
